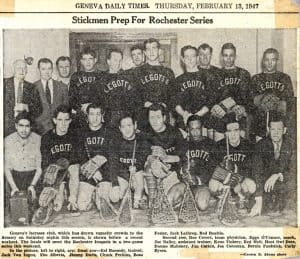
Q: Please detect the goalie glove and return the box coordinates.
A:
[211,97,236,119]
[43,158,69,186]
[39,187,57,207]
[231,105,246,120]
[80,155,107,179]
[151,159,171,179]
[257,93,281,112]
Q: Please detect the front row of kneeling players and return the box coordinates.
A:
[5,102,292,224]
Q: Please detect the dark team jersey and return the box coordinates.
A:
[99,70,140,113]
[69,71,103,111]
[146,124,185,172]
[135,63,175,106]
[198,65,223,106]
[184,138,218,185]
[216,67,251,109]
[78,125,110,162]
[77,125,111,183]
[41,129,83,170]
[173,71,212,113]
[251,71,294,112]
[217,138,254,177]
[109,133,151,186]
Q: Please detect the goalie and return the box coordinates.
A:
[33,105,82,224]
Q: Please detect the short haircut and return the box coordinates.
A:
[119,112,136,125]
[198,43,213,54]
[187,115,204,127]
[180,45,198,57]
[131,44,144,53]
[56,56,71,67]
[263,48,279,60]
[221,43,236,55]
[148,103,167,117]
[107,48,123,60]
[143,38,160,49]
[53,105,72,119]
[15,111,32,125]
[86,102,103,114]
[268,110,286,127]
[38,58,53,69]
[80,47,96,59]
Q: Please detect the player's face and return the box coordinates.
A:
[15,119,31,139]
[107,52,122,73]
[53,112,71,135]
[81,54,97,72]
[222,48,236,68]
[119,117,136,140]
[226,122,240,146]
[269,121,285,142]
[183,48,198,70]
[198,48,212,67]
[39,62,53,81]
[88,108,102,128]
[149,110,166,132]
[13,60,27,80]
[57,60,71,78]
[131,49,144,67]
[188,120,202,141]
[263,53,277,73]
[145,42,159,62]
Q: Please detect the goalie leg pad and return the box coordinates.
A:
[77,182,96,211]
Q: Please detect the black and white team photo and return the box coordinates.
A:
[3,29,297,227]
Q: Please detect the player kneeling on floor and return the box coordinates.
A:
[167,115,218,211]
[98,113,150,210]
[32,105,82,224]
[75,103,111,212]
[209,114,256,211]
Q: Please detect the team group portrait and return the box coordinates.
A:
[3,29,297,227]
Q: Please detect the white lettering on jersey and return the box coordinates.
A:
[141,73,169,85]
[86,137,105,145]
[220,77,241,87]
[104,79,132,93]
[181,80,205,92]
[78,76,96,85]
[51,144,72,154]
[224,153,246,162]
[260,81,285,92]
[187,149,209,161]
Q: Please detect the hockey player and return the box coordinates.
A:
[39,105,82,214]
[76,103,111,211]
[173,45,211,130]
[250,112,293,216]
[210,43,251,141]
[144,103,185,207]
[209,114,256,208]
[197,43,223,140]
[99,48,140,129]
[98,113,150,209]
[251,48,294,141]
[135,38,175,129]
[69,47,103,128]
[167,115,218,211]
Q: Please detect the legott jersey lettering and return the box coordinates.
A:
[136,63,175,105]
[217,67,251,107]
[69,71,104,111]
[41,130,80,169]
[251,71,294,106]
[173,71,211,113]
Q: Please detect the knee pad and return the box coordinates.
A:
[167,182,186,207]
[241,178,256,194]
[77,182,95,211]
[194,186,210,211]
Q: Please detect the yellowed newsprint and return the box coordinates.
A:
[0,0,299,258]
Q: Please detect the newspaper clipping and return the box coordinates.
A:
[0,0,299,258]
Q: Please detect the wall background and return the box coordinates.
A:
[3,29,297,95]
